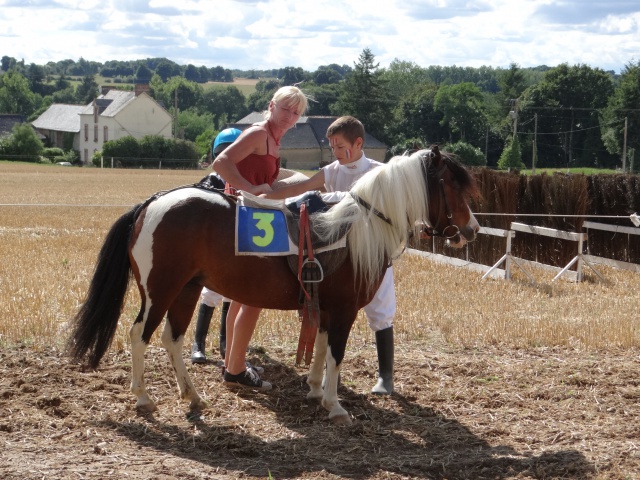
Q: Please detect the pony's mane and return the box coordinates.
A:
[315,150,431,291]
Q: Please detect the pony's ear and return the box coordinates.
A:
[429,145,442,167]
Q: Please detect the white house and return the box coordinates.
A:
[33,85,173,164]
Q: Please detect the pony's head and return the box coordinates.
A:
[415,146,480,247]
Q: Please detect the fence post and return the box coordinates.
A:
[111,157,114,168]
[100,157,103,169]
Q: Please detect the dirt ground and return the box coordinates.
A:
[1,339,639,480]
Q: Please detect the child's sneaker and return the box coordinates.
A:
[223,368,272,391]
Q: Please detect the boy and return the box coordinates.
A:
[265,116,396,394]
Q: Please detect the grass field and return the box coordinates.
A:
[1,161,639,352]
[60,75,259,96]
[3,162,640,479]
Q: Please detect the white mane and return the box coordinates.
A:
[315,149,430,291]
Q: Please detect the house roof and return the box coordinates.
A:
[0,114,25,138]
[231,113,388,151]
[31,104,85,133]
[80,89,136,117]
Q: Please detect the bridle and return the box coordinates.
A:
[348,149,465,243]
[420,155,461,242]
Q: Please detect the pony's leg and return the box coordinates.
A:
[321,352,349,424]
[130,309,157,413]
[162,284,206,411]
[321,315,354,425]
[307,329,327,400]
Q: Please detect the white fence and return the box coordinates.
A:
[410,221,635,283]
[583,221,640,273]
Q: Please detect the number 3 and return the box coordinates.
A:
[252,212,274,247]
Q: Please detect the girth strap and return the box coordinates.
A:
[296,202,321,365]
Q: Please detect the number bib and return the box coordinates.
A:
[236,205,295,255]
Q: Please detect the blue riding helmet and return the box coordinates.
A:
[212,128,242,158]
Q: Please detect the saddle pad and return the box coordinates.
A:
[236,203,297,256]
[235,193,346,257]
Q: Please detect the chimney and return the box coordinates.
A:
[135,83,150,97]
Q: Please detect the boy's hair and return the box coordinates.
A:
[264,86,309,119]
[326,116,365,145]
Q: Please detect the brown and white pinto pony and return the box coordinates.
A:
[67,147,480,425]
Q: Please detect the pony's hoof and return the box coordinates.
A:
[189,398,208,411]
[306,389,323,401]
[135,401,158,413]
[329,413,352,425]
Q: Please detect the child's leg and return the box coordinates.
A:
[225,304,261,375]
[364,268,396,395]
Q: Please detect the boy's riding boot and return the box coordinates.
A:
[219,301,230,360]
[371,326,394,395]
[191,304,214,364]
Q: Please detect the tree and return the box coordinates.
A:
[156,61,179,82]
[247,79,280,113]
[601,61,640,169]
[434,82,487,143]
[184,64,201,83]
[164,77,204,111]
[313,66,343,85]
[177,108,214,142]
[135,64,153,83]
[496,63,527,116]
[76,74,99,104]
[279,67,306,86]
[1,55,16,72]
[333,48,391,142]
[200,86,247,128]
[387,82,444,145]
[0,70,37,115]
[520,63,615,168]
[497,135,524,170]
[0,123,44,161]
[445,141,487,166]
[303,83,340,116]
[380,59,430,102]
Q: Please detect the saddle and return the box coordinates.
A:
[240,191,350,365]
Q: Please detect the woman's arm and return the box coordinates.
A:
[212,126,272,195]
[263,170,326,200]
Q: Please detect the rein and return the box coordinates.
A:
[349,192,393,226]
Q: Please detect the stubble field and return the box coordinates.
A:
[0,162,639,479]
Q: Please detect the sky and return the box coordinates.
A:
[1,0,639,74]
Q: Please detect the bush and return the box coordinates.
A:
[444,141,487,167]
[97,135,200,169]
[498,136,525,170]
[42,147,65,161]
[0,123,44,162]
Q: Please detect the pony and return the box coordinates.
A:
[67,147,480,425]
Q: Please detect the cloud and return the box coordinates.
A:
[0,0,637,73]
[533,1,640,26]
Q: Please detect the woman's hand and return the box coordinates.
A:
[248,183,272,196]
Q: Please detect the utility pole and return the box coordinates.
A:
[485,127,489,158]
[509,100,519,138]
[174,88,179,139]
[532,113,538,174]
[622,116,628,172]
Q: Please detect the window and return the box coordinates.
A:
[103,126,108,142]
[84,124,88,141]
[94,125,98,142]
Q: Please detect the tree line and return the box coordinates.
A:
[1,51,638,170]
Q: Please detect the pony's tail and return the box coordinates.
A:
[66,203,141,368]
